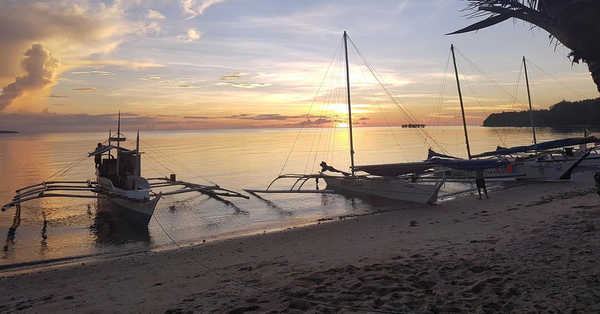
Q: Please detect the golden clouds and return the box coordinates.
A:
[0,44,58,110]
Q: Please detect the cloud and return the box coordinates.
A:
[70,59,164,70]
[221,72,247,80]
[287,118,333,127]
[177,28,203,42]
[181,0,228,19]
[184,113,324,121]
[0,1,131,81]
[147,9,166,20]
[217,82,271,89]
[0,112,177,132]
[183,115,211,119]
[72,87,96,92]
[237,114,304,121]
[227,114,250,118]
[0,44,58,111]
[217,72,269,88]
[48,94,67,98]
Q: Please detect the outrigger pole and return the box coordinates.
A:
[523,56,537,145]
[344,31,356,175]
[451,44,472,160]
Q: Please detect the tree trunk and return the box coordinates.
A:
[587,59,600,94]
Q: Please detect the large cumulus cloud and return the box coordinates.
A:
[0,1,126,79]
[0,44,58,110]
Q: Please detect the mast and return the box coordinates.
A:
[343,31,356,175]
[136,129,141,176]
[451,44,472,160]
[523,56,537,144]
[116,111,120,177]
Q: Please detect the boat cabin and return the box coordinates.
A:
[91,137,142,191]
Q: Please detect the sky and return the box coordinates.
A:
[0,0,597,132]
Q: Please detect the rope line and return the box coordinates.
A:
[347,35,450,155]
[279,38,343,175]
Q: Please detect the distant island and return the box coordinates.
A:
[483,98,600,128]
[0,130,19,134]
[402,123,426,128]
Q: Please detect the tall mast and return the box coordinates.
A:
[116,111,120,177]
[523,56,537,144]
[451,44,472,160]
[343,31,356,175]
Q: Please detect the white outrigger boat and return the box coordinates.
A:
[463,55,600,181]
[357,46,599,183]
[2,114,248,228]
[428,47,597,182]
[246,31,444,204]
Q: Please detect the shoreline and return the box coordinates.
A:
[1,173,600,312]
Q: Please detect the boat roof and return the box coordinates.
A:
[88,144,131,157]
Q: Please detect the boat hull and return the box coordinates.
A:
[96,176,160,227]
[106,196,161,227]
[323,176,442,204]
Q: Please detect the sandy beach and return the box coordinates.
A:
[1,173,600,313]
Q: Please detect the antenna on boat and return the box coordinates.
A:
[451,44,472,160]
[523,56,537,145]
[344,30,356,175]
[136,129,140,153]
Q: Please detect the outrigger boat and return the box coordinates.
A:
[357,46,598,182]
[1,114,248,228]
[246,31,444,204]
[468,56,600,172]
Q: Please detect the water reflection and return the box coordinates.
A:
[1,127,593,266]
[90,200,151,246]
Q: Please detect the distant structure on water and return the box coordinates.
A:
[402,124,425,128]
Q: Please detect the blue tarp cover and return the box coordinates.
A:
[427,157,508,170]
[471,137,598,158]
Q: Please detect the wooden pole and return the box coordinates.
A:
[344,31,356,175]
[523,56,537,145]
[451,44,472,159]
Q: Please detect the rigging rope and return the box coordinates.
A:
[46,138,109,181]
[525,57,588,100]
[279,38,343,175]
[140,138,218,185]
[347,35,450,155]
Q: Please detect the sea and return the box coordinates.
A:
[0,126,592,267]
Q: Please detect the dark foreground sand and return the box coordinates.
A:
[1,174,600,313]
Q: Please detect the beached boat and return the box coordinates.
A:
[466,56,600,180]
[247,31,444,204]
[436,47,596,181]
[2,114,248,228]
[358,47,598,182]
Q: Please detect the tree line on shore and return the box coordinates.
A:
[483,98,600,128]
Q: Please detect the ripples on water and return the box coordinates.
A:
[0,126,588,265]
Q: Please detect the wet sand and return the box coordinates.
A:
[1,174,600,313]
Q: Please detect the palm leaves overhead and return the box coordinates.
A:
[450,0,600,93]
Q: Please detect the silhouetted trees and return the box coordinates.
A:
[483,98,600,127]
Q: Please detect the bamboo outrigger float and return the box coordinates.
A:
[2,113,248,228]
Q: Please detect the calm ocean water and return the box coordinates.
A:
[0,126,589,266]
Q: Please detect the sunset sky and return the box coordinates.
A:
[0,0,598,132]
